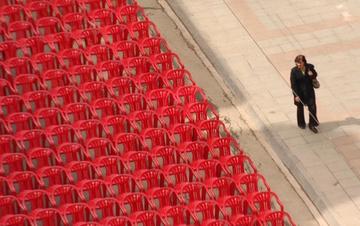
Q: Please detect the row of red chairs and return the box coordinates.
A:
[1,2,145,28]
[0,203,295,226]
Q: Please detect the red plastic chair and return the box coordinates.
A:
[0,175,11,195]
[5,112,37,134]
[17,36,46,58]
[0,153,29,176]
[73,119,106,144]
[205,177,241,200]
[0,135,20,155]
[142,127,172,149]
[73,221,101,226]
[42,69,71,90]
[140,37,169,57]
[8,21,36,40]
[102,115,131,137]
[63,102,94,123]
[237,173,271,198]
[7,170,41,194]
[0,4,27,25]
[62,12,89,31]
[163,163,197,187]
[130,110,162,132]
[160,205,193,226]
[130,210,164,226]
[27,147,60,169]
[112,40,140,59]
[106,0,133,9]
[123,56,154,77]
[97,60,125,81]
[0,214,32,226]
[0,195,21,216]
[262,211,296,226]
[89,197,123,220]
[134,169,166,192]
[86,44,113,65]
[59,203,95,225]
[30,208,64,226]
[210,137,242,159]
[35,16,64,36]
[151,52,184,74]
[175,182,211,205]
[76,179,111,201]
[46,124,77,147]
[23,90,54,112]
[25,1,54,20]
[56,142,89,163]
[220,154,257,177]
[170,123,201,145]
[16,129,49,151]
[48,184,83,206]
[163,68,195,89]
[34,107,66,128]
[0,95,27,118]
[77,0,104,12]
[0,78,16,96]
[157,105,186,128]
[37,166,72,188]
[121,93,150,114]
[198,119,230,140]
[250,191,284,214]
[147,88,177,110]
[185,102,219,124]
[13,74,43,94]
[136,72,164,93]
[45,32,75,52]
[177,141,210,164]
[79,81,108,102]
[146,187,179,209]
[122,151,153,172]
[129,21,160,41]
[106,77,137,98]
[176,85,207,105]
[69,65,99,84]
[105,173,138,196]
[65,161,100,183]
[53,0,79,15]
[88,8,118,28]
[151,145,180,168]
[0,118,8,134]
[17,189,53,212]
[0,41,20,60]
[58,48,88,69]
[192,159,224,182]
[5,57,34,78]
[100,216,132,226]
[72,28,102,49]
[117,192,152,215]
[219,196,253,221]
[101,24,129,45]
[117,4,146,24]
[92,98,123,119]
[31,52,60,73]
[86,137,117,159]
[188,200,224,224]
[94,155,126,177]
[113,132,146,154]
[51,86,83,107]
[202,219,232,226]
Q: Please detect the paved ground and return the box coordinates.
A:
[140,0,322,225]
[163,0,360,225]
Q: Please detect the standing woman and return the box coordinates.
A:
[290,55,319,133]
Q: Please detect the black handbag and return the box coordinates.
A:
[312,78,320,89]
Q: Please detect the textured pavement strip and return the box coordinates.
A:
[138,0,322,225]
[162,0,360,225]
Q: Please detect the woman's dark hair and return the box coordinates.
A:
[294,55,307,64]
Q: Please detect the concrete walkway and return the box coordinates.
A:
[163,0,360,225]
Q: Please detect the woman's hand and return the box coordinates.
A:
[308,70,313,76]
[295,96,300,102]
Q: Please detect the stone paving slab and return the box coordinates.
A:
[164,0,360,225]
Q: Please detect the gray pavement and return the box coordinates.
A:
[140,0,323,225]
[162,0,360,225]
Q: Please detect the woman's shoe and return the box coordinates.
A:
[309,126,318,134]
